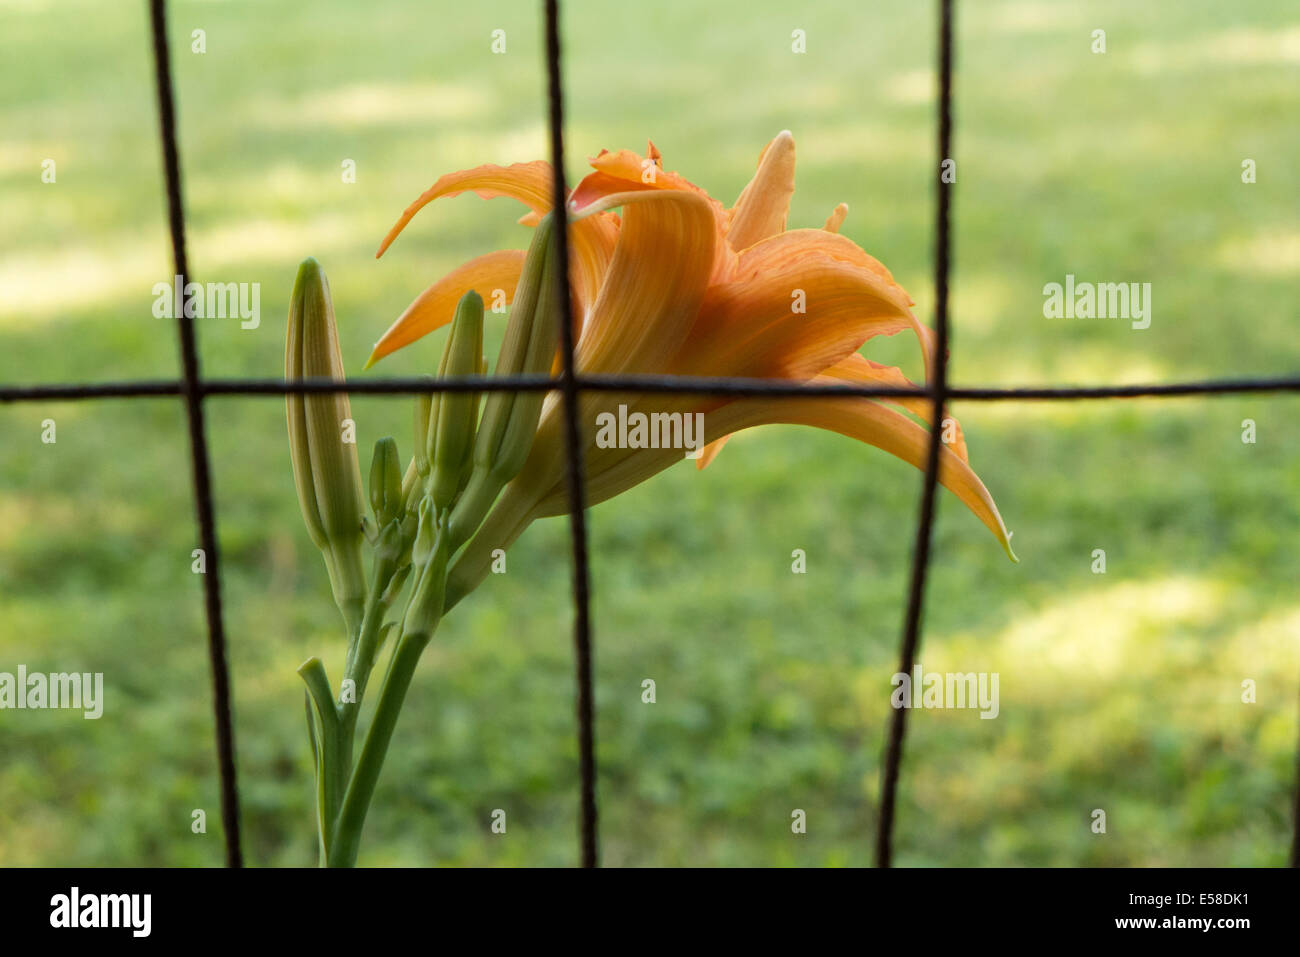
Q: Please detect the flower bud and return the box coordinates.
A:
[402,497,450,639]
[447,215,560,548]
[429,290,484,509]
[410,497,436,569]
[285,257,367,626]
[373,514,406,566]
[368,437,404,529]
[412,379,435,478]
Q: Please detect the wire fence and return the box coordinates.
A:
[3,0,1298,868]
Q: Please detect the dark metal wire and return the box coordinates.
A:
[148,0,243,868]
[543,0,599,868]
[1,0,1286,870]
[876,0,955,869]
[6,373,1300,404]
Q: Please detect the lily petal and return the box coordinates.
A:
[532,391,1013,561]
[734,228,911,303]
[820,352,969,463]
[726,130,796,251]
[585,148,714,200]
[721,228,936,382]
[709,394,1013,558]
[376,161,554,258]
[693,329,959,473]
[569,187,717,376]
[511,186,720,502]
[573,150,734,281]
[680,242,917,382]
[366,249,525,367]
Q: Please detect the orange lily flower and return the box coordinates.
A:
[370,132,1015,602]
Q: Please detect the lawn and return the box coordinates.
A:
[0,0,1297,866]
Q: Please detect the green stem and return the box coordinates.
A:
[328,519,449,867]
[302,552,402,867]
[338,573,394,768]
[338,596,364,649]
[328,629,431,867]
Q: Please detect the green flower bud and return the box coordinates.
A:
[285,257,367,628]
[410,497,436,569]
[368,437,404,529]
[399,455,420,511]
[471,214,555,468]
[412,377,434,478]
[447,215,560,548]
[429,290,484,510]
[402,497,450,640]
[373,515,406,566]
[487,244,560,480]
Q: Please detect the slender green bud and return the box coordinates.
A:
[447,215,560,548]
[430,290,484,509]
[413,382,435,477]
[402,498,450,639]
[285,257,367,626]
[410,497,436,569]
[489,245,560,480]
[471,214,554,470]
[368,438,403,528]
[373,504,406,566]
[399,455,420,510]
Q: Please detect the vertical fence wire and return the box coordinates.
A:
[147,0,243,868]
[543,0,600,868]
[875,0,956,868]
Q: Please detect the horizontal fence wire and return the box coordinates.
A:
[0,0,1290,868]
[4,374,1300,403]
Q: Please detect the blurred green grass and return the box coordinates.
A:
[0,0,1297,866]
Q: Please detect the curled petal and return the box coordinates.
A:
[724,228,936,382]
[516,208,620,328]
[680,244,916,382]
[584,148,713,200]
[366,250,524,367]
[568,210,620,324]
[570,188,718,377]
[573,150,733,280]
[377,161,554,258]
[371,162,621,364]
[513,186,720,502]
